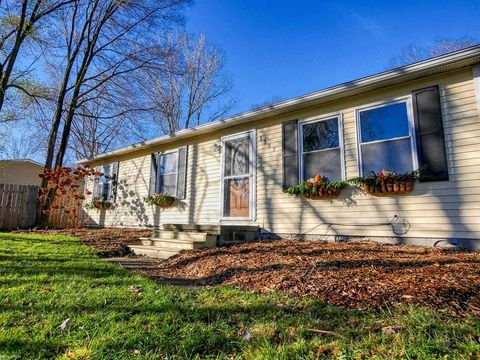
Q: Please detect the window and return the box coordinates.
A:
[300,116,343,181]
[156,151,178,195]
[96,163,118,202]
[357,100,417,175]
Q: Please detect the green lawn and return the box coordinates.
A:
[0,233,479,359]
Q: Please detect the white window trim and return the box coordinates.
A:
[473,65,480,117]
[156,149,179,196]
[219,129,256,222]
[298,113,346,181]
[355,97,419,177]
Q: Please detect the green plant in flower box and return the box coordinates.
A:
[286,175,348,198]
[349,170,420,194]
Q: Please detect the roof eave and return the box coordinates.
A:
[78,45,480,165]
[0,159,44,168]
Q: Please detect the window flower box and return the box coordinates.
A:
[305,188,342,199]
[286,175,348,200]
[350,170,418,196]
[144,193,175,207]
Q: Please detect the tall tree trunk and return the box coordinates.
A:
[0,0,28,112]
[43,1,83,173]
[38,1,88,226]
[43,59,78,174]
[54,0,115,167]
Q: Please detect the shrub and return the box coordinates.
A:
[39,166,99,228]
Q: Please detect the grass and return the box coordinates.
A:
[0,232,478,359]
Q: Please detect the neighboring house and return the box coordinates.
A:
[79,46,480,251]
[0,159,43,186]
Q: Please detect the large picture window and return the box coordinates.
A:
[156,151,178,195]
[357,100,417,175]
[300,116,343,181]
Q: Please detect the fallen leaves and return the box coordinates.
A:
[239,327,252,341]
[58,318,71,331]
[381,326,404,335]
[307,329,342,337]
[314,343,341,357]
[129,285,143,296]
[137,240,480,317]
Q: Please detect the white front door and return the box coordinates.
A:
[220,130,256,221]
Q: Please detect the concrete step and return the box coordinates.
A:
[140,237,216,250]
[153,231,217,243]
[129,245,179,259]
[133,228,217,259]
[162,224,220,233]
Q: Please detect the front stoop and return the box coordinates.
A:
[129,230,217,259]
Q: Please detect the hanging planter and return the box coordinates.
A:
[286,175,349,200]
[85,197,113,210]
[350,170,419,196]
[144,193,175,207]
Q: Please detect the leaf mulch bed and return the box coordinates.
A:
[137,240,480,317]
[26,228,151,257]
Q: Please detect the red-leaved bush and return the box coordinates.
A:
[38,166,101,228]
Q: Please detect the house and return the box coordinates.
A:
[79,46,480,255]
[0,159,43,186]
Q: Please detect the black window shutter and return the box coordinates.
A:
[110,162,119,203]
[282,119,299,190]
[149,153,159,196]
[412,85,449,181]
[176,146,188,199]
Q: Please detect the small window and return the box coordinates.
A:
[97,163,118,202]
[357,100,416,175]
[300,116,343,181]
[157,152,178,195]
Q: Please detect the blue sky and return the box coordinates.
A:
[185,0,480,115]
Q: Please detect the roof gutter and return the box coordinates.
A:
[78,45,480,165]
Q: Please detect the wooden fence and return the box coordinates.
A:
[0,183,83,229]
[47,203,82,228]
[46,181,84,228]
[0,184,38,229]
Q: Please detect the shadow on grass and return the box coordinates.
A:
[1,233,479,359]
[0,233,363,358]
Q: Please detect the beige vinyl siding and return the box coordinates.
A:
[84,139,223,227]
[255,68,480,240]
[84,155,153,227]
[0,162,43,186]
[84,67,480,242]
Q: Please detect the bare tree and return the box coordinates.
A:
[388,37,478,69]
[69,95,133,159]
[428,37,478,57]
[0,129,42,159]
[250,96,285,111]
[138,33,235,134]
[0,0,75,114]
[38,0,190,171]
[33,0,190,224]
